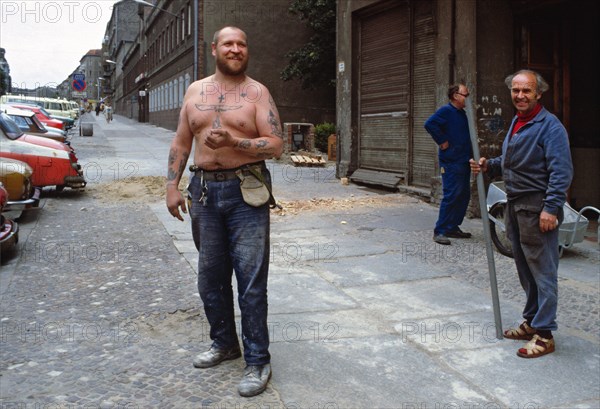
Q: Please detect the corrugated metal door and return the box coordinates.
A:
[356,0,436,188]
[410,0,436,186]
[358,3,410,173]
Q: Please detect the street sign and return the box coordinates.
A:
[73,73,85,81]
[72,79,87,92]
[72,91,87,98]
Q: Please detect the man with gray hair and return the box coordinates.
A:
[470,69,573,358]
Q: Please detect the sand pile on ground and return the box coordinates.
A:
[89,176,189,204]
[88,176,411,212]
[275,195,414,215]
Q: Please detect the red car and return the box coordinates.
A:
[0,110,86,190]
[7,103,66,131]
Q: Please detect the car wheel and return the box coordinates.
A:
[489,203,514,258]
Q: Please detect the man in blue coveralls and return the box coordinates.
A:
[425,83,473,245]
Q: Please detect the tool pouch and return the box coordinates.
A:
[236,165,271,207]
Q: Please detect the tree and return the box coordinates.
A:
[280,0,336,90]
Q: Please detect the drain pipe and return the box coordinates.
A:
[193,0,199,81]
[449,0,456,84]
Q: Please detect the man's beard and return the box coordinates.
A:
[216,55,249,76]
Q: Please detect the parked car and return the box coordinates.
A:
[51,113,75,130]
[5,103,65,131]
[0,95,76,119]
[0,183,19,255]
[0,111,86,190]
[2,106,67,143]
[68,101,80,119]
[0,158,40,211]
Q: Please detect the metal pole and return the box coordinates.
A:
[465,97,503,339]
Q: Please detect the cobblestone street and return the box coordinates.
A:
[1,114,598,408]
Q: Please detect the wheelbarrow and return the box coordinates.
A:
[486,181,600,258]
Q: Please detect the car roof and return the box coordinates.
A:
[0,105,36,118]
[4,102,41,111]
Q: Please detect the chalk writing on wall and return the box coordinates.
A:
[479,95,503,134]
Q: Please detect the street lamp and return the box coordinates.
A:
[132,0,179,18]
[106,59,117,65]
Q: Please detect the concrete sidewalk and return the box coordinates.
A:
[1,114,598,408]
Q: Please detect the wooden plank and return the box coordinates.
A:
[290,154,326,167]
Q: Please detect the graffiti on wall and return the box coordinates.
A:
[478,95,504,135]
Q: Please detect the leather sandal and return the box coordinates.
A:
[503,321,536,340]
[517,334,555,358]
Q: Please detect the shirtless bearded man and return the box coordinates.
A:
[166,26,283,397]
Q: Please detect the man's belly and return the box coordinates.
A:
[193,148,259,170]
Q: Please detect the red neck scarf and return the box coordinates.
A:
[512,104,543,135]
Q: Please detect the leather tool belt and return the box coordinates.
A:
[189,161,265,182]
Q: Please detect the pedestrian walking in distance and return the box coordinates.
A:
[165,26,283,397]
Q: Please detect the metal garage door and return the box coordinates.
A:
[352,0,436,189]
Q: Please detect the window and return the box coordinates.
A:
[171,21,175,50]
[179,76,184,106]
[181,10,185,41]
[187,4,191,36]
[166,27,170,54]
[173,78,179,108]
[11,115,28,128]
[158,86,162,111]
[185,73,191,92]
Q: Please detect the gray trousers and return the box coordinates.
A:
[506,193,562,331]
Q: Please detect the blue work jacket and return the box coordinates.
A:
[424,103,472,164]
[487,107,573,215]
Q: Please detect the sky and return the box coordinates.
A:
[0,0,120,89]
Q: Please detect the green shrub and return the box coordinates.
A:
[314,122,335,153]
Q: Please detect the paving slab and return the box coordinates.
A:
[443,336,600,407]
[268,273,358,315]
[268,309,396,343]
[344,277,494,321]
[270,334,494,408]
[393,308,525,353]
[315,251,450,287]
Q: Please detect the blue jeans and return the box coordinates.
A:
[188,171,271,365]
[434,161,471,235]
[506,193,561,331]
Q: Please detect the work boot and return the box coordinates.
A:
[238,363,272,397]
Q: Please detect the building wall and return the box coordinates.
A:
[201,0,335,127]
[336,0,478,184]
[474,0,514,159]
[145,0,200,130]
[336,0,380,178]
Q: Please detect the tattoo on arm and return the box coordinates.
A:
[168,148,177,167]
[256,150,276,158]
[167,148,189,182]
[236,139,252,150]
[268,96,283,138]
